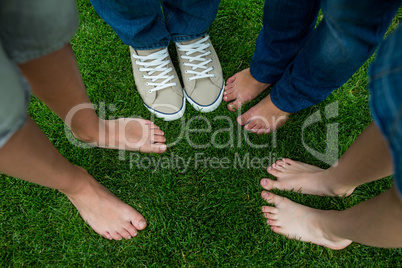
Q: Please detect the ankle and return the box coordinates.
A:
[324,168,355,197]
[71,119,104,144]
[320,210,349,242]
[58,166,92,197]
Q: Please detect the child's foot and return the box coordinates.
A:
[61,168,147,240]
[261,158,354,197]
[75,118,167,154]
[237,94,289,134]
[224,68,270,111]
[261,191,352,250]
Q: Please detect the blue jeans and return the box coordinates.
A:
[250,0,401,113]
[89,0,220,50]
[370,25,402,197]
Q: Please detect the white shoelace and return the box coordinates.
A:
[132,48,177,93]
[176,35,216,81]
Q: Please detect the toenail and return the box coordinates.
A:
[262,179,267,186]
[139,220,146,229]
[160,145,167,151]
[127,236,131,239]
[268,167,271,171]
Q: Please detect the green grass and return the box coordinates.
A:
[1,1,402,267]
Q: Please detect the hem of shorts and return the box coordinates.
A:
[0,113,27,149]
[10,19,78,64]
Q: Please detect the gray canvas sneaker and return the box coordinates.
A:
[175,35,224,113]
[130,46,185,121]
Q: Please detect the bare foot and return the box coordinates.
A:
[261,191,352,250]
[75,118,167,154]
[224,68,270,111]
[61,168,147,240]
[261,158,354,197]
[237,94,289,134]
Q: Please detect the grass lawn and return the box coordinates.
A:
[1,1,402,266]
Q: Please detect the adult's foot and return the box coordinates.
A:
[261,191,352,250]
[261,158,354,197]
[237,94,289,134]
[74,118,167,154]
[61,168,147,240]
[224,68,270,111]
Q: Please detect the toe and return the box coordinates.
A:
[244,121,257,131]
[224,90,237,102]
[122,207,147,231]
[261,191,285,206]
[270,225,284,234]
[104,231,113,240]
[272,163,284,171]
[226,74,237,84]
[257,127,266,135]
[132,218,147,231]
[237,109,253,126]
[268,220,281,228]
[267,219,279,226]
[251,124,261,133]
[264,128,272,134]
[151,128,164,136]
[154,144,167,154]
[282,158,293,166]
[118,228,133,240]
[224,83,235,92]
[267,166,281,176]
[228,100,242,111]
[145,121,159,128]
[143,143,167,154]
[260,178,278,190]
[110,231,123,241]
[276,160,286,167]
[124,224,138,238]
[158,144,167,153]
[152,135,166,143]
[262,206,278,214]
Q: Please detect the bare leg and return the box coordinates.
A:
[261,186,402,249]
[261,122,392,196]
[0,117,147,240]
[18,44,166,153]
[224,68,290,134]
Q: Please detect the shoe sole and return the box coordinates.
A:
[184,80,225,113]
[143,93,186,121]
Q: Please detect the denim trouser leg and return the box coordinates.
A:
[89,0,220,50]
[163,0,220,43]
[250,0,321,84]
[370,26,402,198]
[89,0,169,49]
[254,0,400,113]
